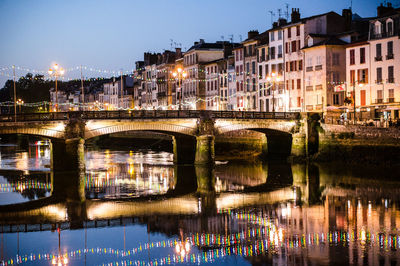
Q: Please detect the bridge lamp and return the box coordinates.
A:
[266,73,282,113]
[173,68,187,110]
[48,64,65,112]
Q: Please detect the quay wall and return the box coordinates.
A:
[316,124,400,165]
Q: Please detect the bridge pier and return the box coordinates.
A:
[195,135,215,165]
[50,138,85,172]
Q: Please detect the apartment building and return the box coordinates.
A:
[345,3,400,121]
[182,40,235,110]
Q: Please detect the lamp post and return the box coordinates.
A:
[352,81,363,124]
[172,67,187,110]
[48,64,65,112]
[266,72,281,113]
[16,99,24,113]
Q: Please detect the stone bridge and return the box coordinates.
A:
[0,110,319,167]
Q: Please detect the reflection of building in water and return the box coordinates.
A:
[0,174,51,200]
[85,163,175,199]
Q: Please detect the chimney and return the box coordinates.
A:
[377,2,395,17]
[342,8,352,31]
[175,47,182,58]
[272,22,278,28]
[278,18,287,27]
[199,39,205,44]
[247,30,259,39]
[291,8,301,23]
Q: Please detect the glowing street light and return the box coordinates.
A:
[266,72,282,113]
[16,98,24,113]
[48,64,65,112]
[173,67,187,110]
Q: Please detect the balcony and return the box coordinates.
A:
[386,54,394,60]
[375,56,383,61]
[387,98,395,103]
[306,86,313,91]
[315,65,322,71]
[376,79,383,84]
[306,66,313,72]
[387,78,395,83]
[370,32,395,39]
[375,99,383,104]
[315,85,323,90]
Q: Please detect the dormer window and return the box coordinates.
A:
[387,19,393,36]
[374,21,382,37]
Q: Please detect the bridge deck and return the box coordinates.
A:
[0,110,300,122]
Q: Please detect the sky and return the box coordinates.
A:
[0,0,388,88]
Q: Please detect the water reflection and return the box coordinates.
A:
[0,142,400,265]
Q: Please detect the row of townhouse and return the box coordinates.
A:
[131,3,400,121]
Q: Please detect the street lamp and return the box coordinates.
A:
[48,64,65,112]
[16,99,24,113]
[266,72,282,113]
[352,81,363,124]
[172,67,187,110]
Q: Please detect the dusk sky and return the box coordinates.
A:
[0,0,387,88]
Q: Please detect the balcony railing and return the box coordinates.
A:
[315,85,323,90]
[306,66,313,72]
[386,54,394,60]
[387,78,395,83]
[0,110,302,122]
[375,56,383,61]
[306,86,313,91]
[315,65,323,71]
[387,98,395,103]
[375,99,383,104]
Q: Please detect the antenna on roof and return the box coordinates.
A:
[174,42,177,48]
[221,35,224,41]
[170,39,173,50]
[178,43,182,48]
[268,11,275,26]
[350,0,352,10]
[285,3,290,20]
[278,8,282,19]
[229,34,234,43]
[239,34,242,42]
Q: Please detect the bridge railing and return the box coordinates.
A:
[0,110,300,122]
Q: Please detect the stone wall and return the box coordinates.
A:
[316,124,400,164]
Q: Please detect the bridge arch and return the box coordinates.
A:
[84,119,198,140]
[214,119,299,158]
[0,122,66,139]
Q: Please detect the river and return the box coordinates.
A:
[0,139,399,265]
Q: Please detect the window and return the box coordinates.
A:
[350,49,355,65]
[297,79,301,90]
[332,53,340,65]
[350,70,355,85]
[246,63,250,73]
[291,80,295,90]
[360,48,365,64]
[292,41,297,52]
[376,43,382,59]
[388,66,394,83]
[376,67,382,83]
[307,57,312,67]
[252,78,256,91]
[235,51,239,61]
[246,79,250,91]
[259,65,263,79]
[278,30,282,40]
[270,32,275,41]
[285,42,290,54]
[297,97,301,107]
[387,41,394,59]
[333,94,340,105]
[278,45,282,58]
[316,56,322,66]
[261,48,265,61]
[332,72,340,83]
[377,90,383,103]
[296,26,300,36]
[357,69,368,83]
[270,47,276,59]
[240,50,243,60]
[387,20,393,36]
[287,27,291,38]
[298,60,303,71]
[389,89,394,102]
[286,62,289,72]
[252,62,256,74]
[265,64,269,76]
